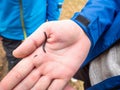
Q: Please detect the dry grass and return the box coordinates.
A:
[60,0,87,19]
[0,42,8,80]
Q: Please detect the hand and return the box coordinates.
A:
[0,36,3,41]
[0,20,91,90]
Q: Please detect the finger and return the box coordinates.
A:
[31,75,52,90]
[48,79,68,90]
[13,24,48,58]
[0,58,34,90]
[64,84,76,90]
[14,68,41,90]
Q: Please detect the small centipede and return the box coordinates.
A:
[42,32,47,53]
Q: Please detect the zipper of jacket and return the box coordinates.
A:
[19,0,27,39]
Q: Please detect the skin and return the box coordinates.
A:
[0,20,91,90]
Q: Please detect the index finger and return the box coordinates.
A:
[13,24,48,58]
[0,58,34,90]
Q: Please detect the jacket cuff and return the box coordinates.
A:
[71,12,97,50]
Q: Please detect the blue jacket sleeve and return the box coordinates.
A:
[47,0,64,21]
[71,0,120,67]
[87,75,120,90]
[71,0,119,49]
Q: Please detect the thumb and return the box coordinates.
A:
[13,24,48,58]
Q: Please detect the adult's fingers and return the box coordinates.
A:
[14,68,41,90]
[48,79,68,90]
[0,58,34,90]
[31,75,52,90]
[13,24,48,58]
[64,84,76,90]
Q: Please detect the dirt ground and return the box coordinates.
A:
[0,0,87,90]
[0,41,8,80]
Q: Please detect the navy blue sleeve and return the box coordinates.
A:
[71,0,119,49]
[71,0,120,67]
[87,75,120,90]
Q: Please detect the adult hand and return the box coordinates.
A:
[0,36,3,41]
[0,20,91,90]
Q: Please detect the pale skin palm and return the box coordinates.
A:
[0,20,91,90]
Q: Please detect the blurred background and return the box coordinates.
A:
[60,0,86,20]
[0,0,87,90]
